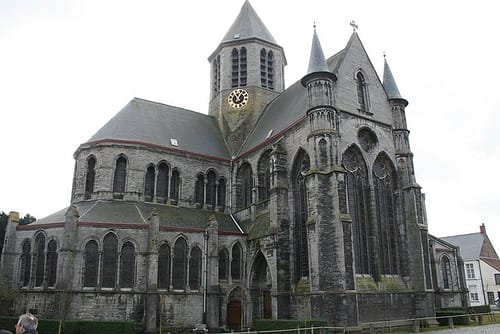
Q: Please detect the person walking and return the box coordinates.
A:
[14,314,38,334]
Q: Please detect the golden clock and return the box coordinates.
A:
[228,88,249,108]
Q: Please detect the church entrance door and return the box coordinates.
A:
[227,300,241,330]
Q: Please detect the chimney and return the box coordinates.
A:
[480,223,486,234]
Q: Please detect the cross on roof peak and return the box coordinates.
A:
[350,20,358,32]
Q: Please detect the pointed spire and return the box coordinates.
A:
[383,55,403,99]
[221,0,276,44]
[307,24,329,74]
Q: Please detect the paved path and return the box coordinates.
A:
[423,324,500,333]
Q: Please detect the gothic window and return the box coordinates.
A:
[206,170,216,209]
[144,165,155,202]
[342,145,371,275]
[195,174,205,206]
[83,240,99,287]
[257,150,271,202]
[20,239,31,287]
[120,242,135,288]
[236,162,253,209]
[189,246,202,290]
[292,149,310,280]
[113,155,127,195]
[218,248,229,281]
[213,55,221,95]
[34,233,45,287]
[231,243,242,281]
[158,243,171,289]
[217,178,226,210]
[172,238,187,290]
[267,50,274,89]
[170,169,180,202]
[239,47,247,86]
[318,139,328,170]
[260,48,267,87]
[46,240,58,287]
[84,156,96,199]
[356,71,368,111]
[260,49,274,89]
[231,48,239,88]
[157,162,169,203]
[101,233,118,288]
[441,255,452,289]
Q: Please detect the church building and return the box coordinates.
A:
[1,1,441,331]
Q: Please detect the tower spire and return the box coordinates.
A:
[306,24,329,74]
[383,56,406,104]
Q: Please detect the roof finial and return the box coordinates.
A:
[350,20,358,32]
[383,51,386,59]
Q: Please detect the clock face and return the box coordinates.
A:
[228,88,249,108]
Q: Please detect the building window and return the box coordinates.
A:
[239,47,247,86]
[231,48,239,88]
[213,55,221,95]
[101,233,118,288]
[343,145,371,275]
[172,238,187,290]
[195,174,205,206]
[260,49,274,89]
[236,162,253,209]
[469,285,479,302]
[292,149,310,280]
[119,242,135,288]
[170,169,180,202]
[356,71,368,111]
[46,240,58,287]
[441,256,452,289]
[85,156,96,199]
[158,243,171,289]
[83,240,99,287]
[20,240,31,287]
[34,234,45,287]
[373,153,400,275]
[144,165,155,202]
[466,263,476,279]
[495,273,500,285]
[218,248,229,281]
[257,150,271,202]
[156,162,169,203]
[113,156,127,195]
[487,292,495,304]
[231,243,242,281]
[189,246,202,290]
[206,171,216,209]
[217,178,226,210]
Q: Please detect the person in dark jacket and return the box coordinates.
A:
[14,313,38,334]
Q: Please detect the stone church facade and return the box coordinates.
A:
[1,1,449,331]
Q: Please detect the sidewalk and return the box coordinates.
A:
[423,324,500,333]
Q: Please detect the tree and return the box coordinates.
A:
[19,213,36,225]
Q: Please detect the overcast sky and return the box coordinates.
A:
[1,0,499,252]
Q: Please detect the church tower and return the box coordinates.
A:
[208,0,286,155]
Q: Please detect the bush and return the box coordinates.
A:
[255,319,327,331]
[470,305,491,314]
[436,309,469,326]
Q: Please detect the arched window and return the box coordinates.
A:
[120,242,135,288]
[157,162,169,203]
[20,240,31,287]
[441,256,452,289]
[113,156,127,195]
[189,246,202,290]
[267,50,274,89]
[158,243,171,289]
[319,139,328,170]
[170,169,180,202]
[356,71,368,111]
[292,150,310,280]
[85,156,96,199]
[373,153,400,275]
[231,48,239,88]
[172,238,187,290]
[231,243,242,281]
[239,47,247,86]
[206,171,217,209]
[218,248,229,281]
[217,178,226,210]
[343,146,371,275]
[236,163,253,209]
[195,174,205,206]
[101,233,118,288]
[34,234,45,287]
[260,48,267,87]
[213,55,221,95]
[257,150,271,202]
[144,165,155,202]
[83,240,99,287]
[46,240,58,287]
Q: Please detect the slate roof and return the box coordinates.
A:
[307,28,329,74]
[383,57,403,99]
[30,200,242,234]
[85,98,231,161]
[221,0,276,45]
[441,233,487,260]
[482,258,500,272]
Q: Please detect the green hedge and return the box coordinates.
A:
[0,317,134,334]
[435,309,469,326]
[470,305,491,314]
[255,319,327,331]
